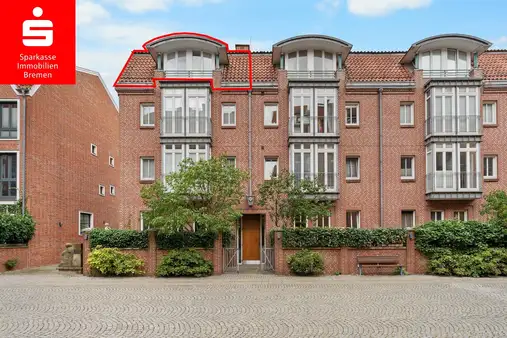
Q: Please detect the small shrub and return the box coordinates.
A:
[392,266,408,275]
[334,271,341,276]
[157,249,213,277]
[428,248,507,277]
[156,231,216,250]
[89,228,148,249]
[4,258,18,270]
[287,249,324,276]
[0,213,36,245]
[87,246,144,276]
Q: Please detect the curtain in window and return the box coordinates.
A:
[346,158,358,178]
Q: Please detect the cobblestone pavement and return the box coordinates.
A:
[0,272,506,338]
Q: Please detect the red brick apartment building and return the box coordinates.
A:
[0,68,119,267]
[116,33,507,264]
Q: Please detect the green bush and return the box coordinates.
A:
[0,213,36,245]
[428,248,507,277]
[89,228,148,249]
[156,231,217,249]
[415,220,506,255]
[4,258,18,270]
[222,230,233,248]
[287,249,324,276]
[87,246,144,276]
[156,249,213,277]
[281,227,407,248]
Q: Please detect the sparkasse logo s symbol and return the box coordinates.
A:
[23,7,53,47]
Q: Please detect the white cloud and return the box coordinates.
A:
[77,0,110,25]
[102,0,225,13]
[316,0,340,13]
[492,36,507,49]
[347,0,431,16]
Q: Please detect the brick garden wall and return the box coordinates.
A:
[0,245,29,273]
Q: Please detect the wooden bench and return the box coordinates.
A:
[357,256,403,275]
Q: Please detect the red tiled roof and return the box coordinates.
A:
[117,52,156,84]
[222,54,277,83]
[345,53,413,82]
[479,51,507,80]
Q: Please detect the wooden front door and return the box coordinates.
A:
[242,215,260,261]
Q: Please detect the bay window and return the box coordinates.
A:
[163,144,209,178]
[285,49,336,77]
[162,88,209,136]
[419,48,470,77]
[290,88,337,136]
[290,143,338,192]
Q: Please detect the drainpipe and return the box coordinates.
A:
[21,89,29,216]
[378,88,384,227]
[248,90,253,198]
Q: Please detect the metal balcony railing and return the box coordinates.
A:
[293,173,339,193]
[164,70,213,78]
[422,69,471,78]
[289,116,339,137]
[425,115,481,137]
[287,70,337,80]
[160,116,212,137]
[426,172,481,193]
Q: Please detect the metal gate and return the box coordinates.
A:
[223,248,239,273]
[261,247,274,272]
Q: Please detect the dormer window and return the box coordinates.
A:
[419,48,470,77]
[167,50,214,71]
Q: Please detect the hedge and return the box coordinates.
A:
[0,213,36,245]
[281,227,407,248]
[89,229,149,249]
[156,231,217,249]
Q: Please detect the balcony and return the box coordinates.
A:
[164,70,213,78]
[293,172,339,199]
[289,116,339,138]
[426,172,482,200]
[425,115,481,138]
[160,116,212,138]
[287,70,337,80]
[422,69,471,79]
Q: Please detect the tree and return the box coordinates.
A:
[480,190,507,225]
[257,170,333,228]
[141,156,249,233]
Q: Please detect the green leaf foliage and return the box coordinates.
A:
[156,231,217,250]
[257,170,334,229]
[287,249,324,276]
[480,190,507,224]
[87,246,145,276]
[428,248,507,277]
[156,249,213,277]
[0,213,36,245]
[141,156,249,234]
[4,258,18,270]
[281,227,407,248]
[89,228,149,249]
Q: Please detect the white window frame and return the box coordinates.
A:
[222,103,236,127]
[0,150,20,204]
[401,156,415,180]
[140,211,148,231]
[483,155,498,180]
[290,88,313,135]
[264,103,278,127]
[483,102,497,125]
[0,99,20,140]
[431,210,445,222]
[346,211,360,229]
[110,185,116,196]
[226,156,236,168]
[345,103,360,126]
[345,156,360,180]
[140,103,155,127]
[293,215,308,228]
[453,210,468,221]
[315,88,337,135]
[98,184,105,196]
[401,210,415,228]
[315,215,331,227]
[109,156,115,168]
[400,103,414,126]
[78,211,93,235]
[264,157,279,180]
[140,157,155,181]
[90,144,97,156]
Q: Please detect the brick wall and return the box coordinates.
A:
[0,246,29,273]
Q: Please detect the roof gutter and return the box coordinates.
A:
[347,81,415,89]
[483,80,507,88]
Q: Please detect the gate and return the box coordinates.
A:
[223,247,239,273]
[261,247,274,272]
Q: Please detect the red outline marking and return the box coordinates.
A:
[113,32,252,91]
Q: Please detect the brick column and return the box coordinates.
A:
[212,233,223,275]
[273,230,284,275]
[340,247,349,275]
[81,228,92,276]
[406,229,416,274]
[147,229,158,276]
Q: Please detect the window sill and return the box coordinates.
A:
[140,125,155,129]
[400,124,415,128]
[264,125,279,129]
[0,138,19,141]
[345,125,360,129]
[401,178,416,183]
[346,178,361,183]
[484,178,499,182]
[140,180,155,184]
[483,124,497,128]
[221,125,236,129]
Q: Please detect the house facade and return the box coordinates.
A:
[116,33,507,264]
[0,68,119,267]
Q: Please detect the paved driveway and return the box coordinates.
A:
[0,272,506,337]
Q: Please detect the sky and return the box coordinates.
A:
[76,0,507,98]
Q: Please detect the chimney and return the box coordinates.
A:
[235,44,250,51]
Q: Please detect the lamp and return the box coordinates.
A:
[246,195,254,207]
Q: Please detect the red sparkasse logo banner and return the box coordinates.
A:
[0,0,76,85]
